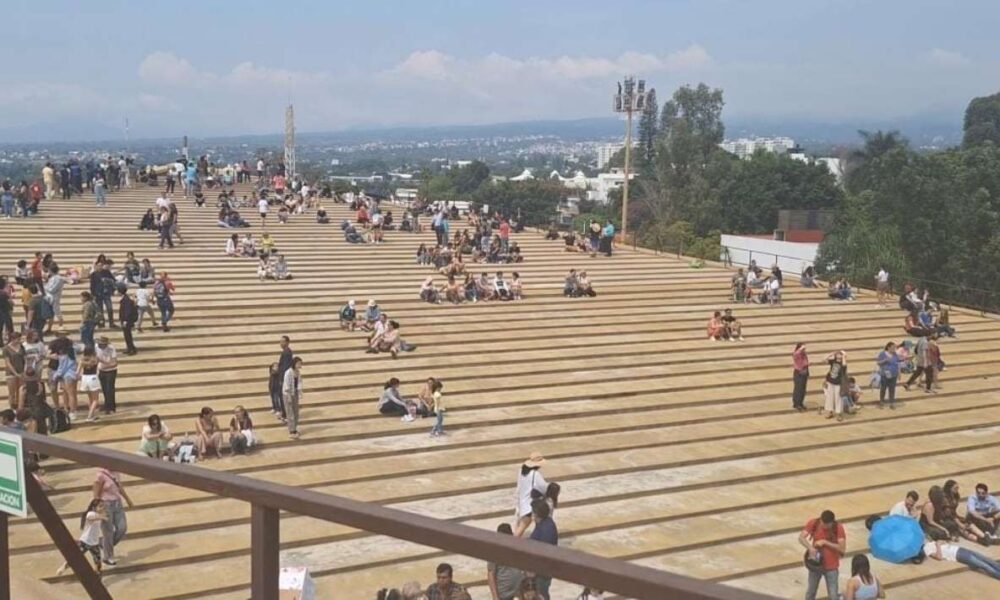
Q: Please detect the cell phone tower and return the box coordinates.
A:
[284,104,296,179]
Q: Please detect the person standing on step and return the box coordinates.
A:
[283,357,303,439]
[529,498,559,599]
[118,290,138,355]
[274,336,293,421]
[95,336,118,414]
[792,342,809,412]
[799,509,846,600]
[135,281,157,332]
[903,334,933,393]
[43,265,66,333]
[92,467,134,567]
[821,351,847,421]
[876,342,900,409]
[79,291,98,350]
[89,262,115,329]
[153,274,175,332]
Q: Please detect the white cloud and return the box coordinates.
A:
[385,44,712,83]
[386,50,454,81]
[927,48,970,68]
[138,51,215,86]
[225,62,330,87]
[0,83,107,117]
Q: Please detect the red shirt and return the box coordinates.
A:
[499,222,510,239]
[30,258,42,280]
[803,518,845,570]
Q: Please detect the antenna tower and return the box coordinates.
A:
[284,105,296,179]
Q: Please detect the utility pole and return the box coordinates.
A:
[612,76,651,244]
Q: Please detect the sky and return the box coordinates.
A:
[2,0,998,140]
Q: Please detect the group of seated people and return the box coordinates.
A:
[706,308,745,341]
[139,407,257,461]
[376,377,440,421]
[730,264,783,304]
[257,253,292,281]
[224,232,259,258]
[338,300,417,357]
[563,269,596,298]
[341,220,366,243]
[826,277,856,301]
[421,271,521,304]
[904,306,956,338]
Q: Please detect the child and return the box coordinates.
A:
[430,380,445,437]
[842,376,863,414]
[510,272,523,300]
[56,499,106,576]
[260,232,276,258]
[257,255,274,281]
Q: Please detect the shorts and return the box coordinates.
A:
[79,374,100,392]
[876,281,890,292]
[47,295,62,317]
[260,212,267,219]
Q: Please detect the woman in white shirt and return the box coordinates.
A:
[924,539,1000,580]
[514,453,549,537]
[225,234,239,257]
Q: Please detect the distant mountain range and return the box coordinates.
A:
[0,114,963,149]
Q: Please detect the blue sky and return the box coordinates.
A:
[2,0,997,138]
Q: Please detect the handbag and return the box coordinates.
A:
[802,519,827,573]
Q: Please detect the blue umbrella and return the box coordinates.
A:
[869,515,924,563]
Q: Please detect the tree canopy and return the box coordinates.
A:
[963,91,1000,148]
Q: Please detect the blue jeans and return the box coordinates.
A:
[880,376,897,406]
[958,547,1000,580]
[80,321,96,349]
[431,411,444,434]
[97,295,114,326]
[805,568,838,600]
[159,297,174,327]
[95,188,106,205]
[1,196,13,217]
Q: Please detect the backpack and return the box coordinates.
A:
[153,281,168,300]
[51,408,71,433]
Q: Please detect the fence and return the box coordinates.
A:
[719,244,999,317]
[2,431,780,600]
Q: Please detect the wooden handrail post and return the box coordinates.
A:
[0,513,8,600]
[251,504,279,600]
[25,474,111,600]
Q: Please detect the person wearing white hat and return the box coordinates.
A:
[514,452,549,537]
[339,300,358,331]
[361,300,380,332]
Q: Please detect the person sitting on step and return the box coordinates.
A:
[707,311,726,341]
[721,309,744,341]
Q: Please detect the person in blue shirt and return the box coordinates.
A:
[529,499,558,598]
[184,164,198,198]
[967,483,1000,537]
[876,342,900,409]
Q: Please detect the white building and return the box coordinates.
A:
[550,168,634,203]
[720,137,796,160]
[790,153,845,184]
[596,143,624,170]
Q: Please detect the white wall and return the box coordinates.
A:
[719,234,818,275]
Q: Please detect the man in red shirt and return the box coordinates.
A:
[798,509,846,600]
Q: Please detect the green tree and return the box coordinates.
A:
[843,130,908,195]
[451,160,491,194]
[637,88,659,168]
[963,92,1000,148]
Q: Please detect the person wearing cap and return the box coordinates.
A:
[514,453,549,537]
[361,300,381,332]
[339,300,358,331]
[95,337,118,414]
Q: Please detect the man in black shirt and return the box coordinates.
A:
[274,336,293,421]
[722,308,744,341]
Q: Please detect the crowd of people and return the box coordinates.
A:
[801,481,1000,600]
[547,218,616,258]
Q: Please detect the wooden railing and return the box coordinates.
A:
[5,431,780,600]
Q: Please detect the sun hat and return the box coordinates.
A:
[368,299,376,307]
[348,300,356,308]
[524,452,546,468]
